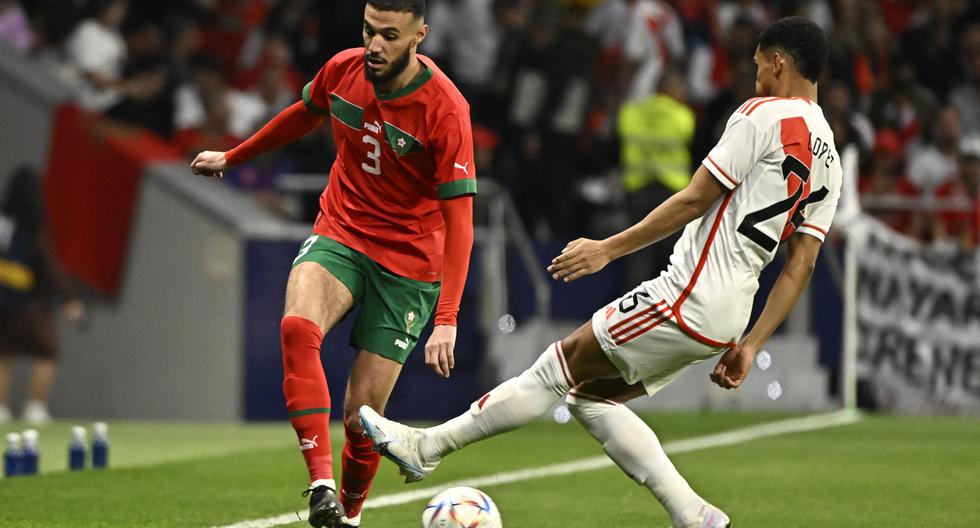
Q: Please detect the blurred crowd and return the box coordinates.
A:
[2,0,980,252]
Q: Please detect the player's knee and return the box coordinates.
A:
[342,407,364,433]
[565,392,613,422]
[280,316,323,354]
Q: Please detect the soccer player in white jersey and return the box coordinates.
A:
[359,16,839,528]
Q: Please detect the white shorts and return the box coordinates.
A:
[591,283,727,396]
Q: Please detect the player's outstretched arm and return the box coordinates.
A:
[190,101,324,178]
[549,164,726,282]
[710,233,822,389]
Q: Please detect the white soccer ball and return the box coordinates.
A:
[421,486,502,528]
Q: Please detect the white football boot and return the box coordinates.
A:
[358,405,439,483]
[683,503,731,528]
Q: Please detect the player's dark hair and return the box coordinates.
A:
[366,0,425,18]
[756,16,827,83]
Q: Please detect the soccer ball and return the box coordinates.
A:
[421,486,502,528]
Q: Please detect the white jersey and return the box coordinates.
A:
[643,97,843,347]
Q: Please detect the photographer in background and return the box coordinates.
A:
[0,167,84,425]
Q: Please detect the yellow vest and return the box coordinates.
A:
[618,94,695,193]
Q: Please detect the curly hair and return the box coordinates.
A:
[756,16,828,83]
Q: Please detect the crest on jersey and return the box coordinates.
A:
[384,122,423,157]
[405,310,417,334]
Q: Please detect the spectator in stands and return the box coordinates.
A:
[859,129,920,235]
[907,106,962,196]
[900,0,971,101]
[934,135,980,248]
[686,16,760,109]
[622,0,684,102]
[64,0,168,120]
[173,90,238,158]
[823,80,873,154]
[233,36,300,136]
[950,23,980,136]
[0,0,33,53]
[0,167,84,425]
[424,0,501,118]
[618,68,694,286]
[234,33,304,96]
[716,0,770,41]
[868,59,938,147]
[692,58,757,163]
[175,55,263,140]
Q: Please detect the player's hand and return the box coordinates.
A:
[425,325,457,378]
[710,339,757,389]
[191,151,229,178]
[548,238,611,282]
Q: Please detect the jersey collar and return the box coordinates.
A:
[374,63,433,101]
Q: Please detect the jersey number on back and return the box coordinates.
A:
[737,155,828,252]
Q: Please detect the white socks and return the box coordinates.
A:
[421,342,573,461]
[310,478,336,491]
[415,341,705,526]
[566,393,705,526]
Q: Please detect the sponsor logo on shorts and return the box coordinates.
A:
[394,338,410,350]
[300,435,319,451]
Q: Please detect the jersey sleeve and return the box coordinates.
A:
[703,112,764,190]
[430,110,477,199]
[301,60,335,117]
[796,159,842,242]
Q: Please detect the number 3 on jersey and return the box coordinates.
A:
[737,154,828,252]
[362,134,382,175]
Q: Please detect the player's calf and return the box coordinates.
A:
[340,414,381,522]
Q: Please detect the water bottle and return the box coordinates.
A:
[68,426,87,471]
[21,429,39,476]
[92,422,109,469]
[4,432,23,477]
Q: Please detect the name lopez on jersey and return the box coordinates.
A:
[809,133,836,169]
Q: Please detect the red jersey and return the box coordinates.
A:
[303,48,476,282]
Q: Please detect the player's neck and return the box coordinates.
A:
[376,56,424,96]
[774,78,818,103]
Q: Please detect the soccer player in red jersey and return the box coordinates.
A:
[191,2,475,526]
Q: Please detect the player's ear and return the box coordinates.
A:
[414,22,428,48]
[771,50,783,78]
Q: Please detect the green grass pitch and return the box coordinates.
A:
[1,411,978,527]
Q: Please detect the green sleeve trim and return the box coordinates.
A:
[288,407,331,417]
[438,179,477,199]
[302,82,330,116]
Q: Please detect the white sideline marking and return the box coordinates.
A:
[213,409,860,528]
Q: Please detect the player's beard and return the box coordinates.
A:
[365,45,413,86]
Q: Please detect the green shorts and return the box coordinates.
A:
[292,234,441,363]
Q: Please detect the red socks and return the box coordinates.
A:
[341,420,382,518]
[281,313,382,516]
[281,316,333,483]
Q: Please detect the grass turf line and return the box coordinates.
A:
[1,412,977,527]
